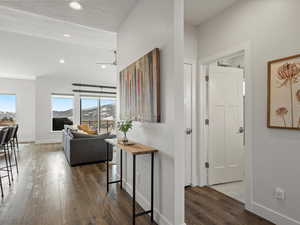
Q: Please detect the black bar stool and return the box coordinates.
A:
[13,124,19,152]
[0,127,11,197]
[9,126,19,175]
[5,126,19,179]
[3,127,15,181]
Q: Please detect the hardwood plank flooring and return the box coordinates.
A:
[0,143,275,225]
[185,186,274,225]
[0,144,154,225]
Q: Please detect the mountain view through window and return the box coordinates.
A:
[81,97,116,134]
[0,94,16,126]
[52,95,73,131]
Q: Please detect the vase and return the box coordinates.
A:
[123,132,128,143]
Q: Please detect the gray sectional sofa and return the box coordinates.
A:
[62,126,115,166]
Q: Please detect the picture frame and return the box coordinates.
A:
[267,54,300,129]
[119,48,161,123]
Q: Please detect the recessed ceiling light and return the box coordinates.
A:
[69,1,82,10]
[101,65,107,69]
[59,59,65,64]
[63,34,71,38]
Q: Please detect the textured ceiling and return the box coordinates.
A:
[0,0,138,32]
[185,0,239,26]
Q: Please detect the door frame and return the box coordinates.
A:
[198,42,253,210]
[184,58,198,186]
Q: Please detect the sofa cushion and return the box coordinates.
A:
[97,133,111,139]
[71,132,97,139]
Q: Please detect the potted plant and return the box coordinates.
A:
[117,120,133,143]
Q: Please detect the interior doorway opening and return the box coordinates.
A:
[205,52,246,203]
[184,60,197,187]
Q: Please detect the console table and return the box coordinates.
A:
[104,138,158,225]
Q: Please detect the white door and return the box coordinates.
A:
[208,65,244,185]
[184,63,192,186]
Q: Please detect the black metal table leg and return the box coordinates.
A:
[120,149,123,189]
[151,152,154,222]
[106,143,109,193]
[132,154,136,225]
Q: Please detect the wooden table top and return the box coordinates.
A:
[105,138,158,155]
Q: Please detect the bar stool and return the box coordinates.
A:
[3,127,15,181]
[13,124,19,152]
[9,125,19,174]
[0,127,11,197]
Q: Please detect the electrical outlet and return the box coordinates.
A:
[274,188,285,200]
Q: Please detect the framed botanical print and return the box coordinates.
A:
[268,54,300,129]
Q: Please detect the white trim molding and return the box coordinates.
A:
[35,139,62,144]
[184,58,198,187]
[251,201,300,225]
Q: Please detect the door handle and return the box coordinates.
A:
[237,127,244,134]
[186,128,192,135]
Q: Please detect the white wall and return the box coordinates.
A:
[196,0,300,224]
[184,23,198,60]
[0,29,117,143]
[117,0,184,224]
[35,75,115,143]
[0,78,35,142]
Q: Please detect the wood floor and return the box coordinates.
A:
[185,186,274,225]
[0,144,153,225]
[0,143,274,225]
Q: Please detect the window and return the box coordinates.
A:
[80,97,99,131]
[100,98,116,134]
[51,95,73,131]
[0,94,16,126]
[80,96,116,134]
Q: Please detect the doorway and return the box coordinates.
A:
[184,63,192,186]
[205,53,246,202]
[184,60,197,187]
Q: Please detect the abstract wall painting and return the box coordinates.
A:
[268,54,300,129]
[119,48,160,122]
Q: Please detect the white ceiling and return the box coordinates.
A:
[0,29,117,84]
[0,0,138,32]
[185,0,239,26]
[0,6,117,83]
[0,6,116,50]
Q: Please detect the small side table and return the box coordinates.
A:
[104,138,158,225]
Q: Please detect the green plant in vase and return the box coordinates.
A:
[117,120,133,143]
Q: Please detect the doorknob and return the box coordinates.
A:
[186,128,192,135]
[237,127,244,134]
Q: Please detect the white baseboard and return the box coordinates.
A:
[19,138,35,143]
[35,139,62,144]
[18,136,35,143]
[122,180,172,225]
[250,201,300,225]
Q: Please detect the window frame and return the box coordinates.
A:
[79,95,116,134]
[80,96,100,132]
[0,93,17,126]
[51,94,74,132]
